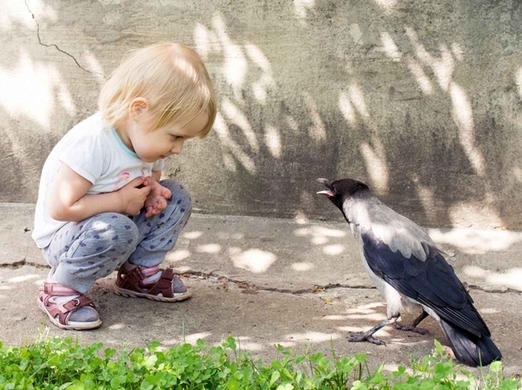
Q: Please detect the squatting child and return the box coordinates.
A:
[32,42,216,330]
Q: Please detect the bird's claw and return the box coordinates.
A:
[394,322,429,335]
[347,333,386,346]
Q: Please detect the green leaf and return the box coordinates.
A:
[111,375,126,389]
[104,348,117,359]
[270,371,280,386]
[66,383,85,390]
[144,355,158,369]
[226,379,240,390]
[489,360,503,373]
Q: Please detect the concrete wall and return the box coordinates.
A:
[2,0,522,229]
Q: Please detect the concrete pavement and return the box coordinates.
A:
[1,203,521,374]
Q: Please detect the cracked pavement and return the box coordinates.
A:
[1,203,522,374]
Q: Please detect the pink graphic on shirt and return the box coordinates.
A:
[114,171,131,191]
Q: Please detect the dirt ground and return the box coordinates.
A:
[1,204,521,375]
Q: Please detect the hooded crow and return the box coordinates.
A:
[317,177,502,367]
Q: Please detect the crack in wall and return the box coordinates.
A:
[24,0,105,79]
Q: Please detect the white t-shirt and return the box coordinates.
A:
[32,113,165,248]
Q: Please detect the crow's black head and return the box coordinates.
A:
[317,177,371,210]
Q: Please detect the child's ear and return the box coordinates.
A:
[128,98,149,121]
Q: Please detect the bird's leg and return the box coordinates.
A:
[394,311,429,335]
[347,316,399,346]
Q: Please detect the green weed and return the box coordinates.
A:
[0,337,519,389]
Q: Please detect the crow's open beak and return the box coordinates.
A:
[316,178,335,197]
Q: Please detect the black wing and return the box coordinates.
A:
[362,228,490,338]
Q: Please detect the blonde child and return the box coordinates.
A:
[32,42,216,330]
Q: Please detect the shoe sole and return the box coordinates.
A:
[113,285,192,302]
[37,297,102,331]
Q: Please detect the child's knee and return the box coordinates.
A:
[86,212,139,247]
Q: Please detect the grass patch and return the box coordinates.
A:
[0,337,519,389]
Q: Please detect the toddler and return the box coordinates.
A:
[32,42,216,330]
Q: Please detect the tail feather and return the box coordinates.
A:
[439,318,502,367]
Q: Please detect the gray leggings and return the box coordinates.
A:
[42,179,191,294]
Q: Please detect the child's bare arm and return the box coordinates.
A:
[145,172,172,199]
[151,170,162,182]
[47,163,151,221]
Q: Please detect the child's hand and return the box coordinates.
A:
[143,178,172,218]
[117,177,152,216]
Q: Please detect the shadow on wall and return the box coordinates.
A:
[1,0,522,230]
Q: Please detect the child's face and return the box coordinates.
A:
[131,111,209,163]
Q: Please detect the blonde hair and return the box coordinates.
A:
[98,42,216,137]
